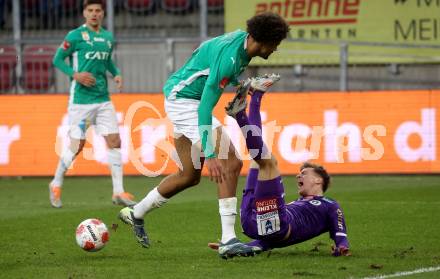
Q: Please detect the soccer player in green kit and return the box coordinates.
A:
[119,12,290,258]
[49,0,136,208]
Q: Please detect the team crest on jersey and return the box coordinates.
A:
[309,200,321,206]
[81,31,90,41]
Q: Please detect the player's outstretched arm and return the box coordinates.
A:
[328,202,350,256]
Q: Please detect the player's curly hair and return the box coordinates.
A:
[247,12,290,44]
[83,0,105,8]
[300,162,331,192]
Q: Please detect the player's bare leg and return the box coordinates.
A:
[49,138,85,208]
[104,133,136,206]
[119,135,199,248]
[155,135,202,198]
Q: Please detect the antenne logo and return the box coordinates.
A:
[255,0,361,26]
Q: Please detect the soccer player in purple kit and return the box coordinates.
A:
[209,75,351,258]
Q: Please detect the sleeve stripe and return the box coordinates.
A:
[336,232,347,237]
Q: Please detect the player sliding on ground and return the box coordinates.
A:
[209,75,351,258]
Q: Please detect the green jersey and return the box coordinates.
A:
[53,24,120,105]
[163,30,251,158]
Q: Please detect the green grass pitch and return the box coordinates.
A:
[1,175,440,278]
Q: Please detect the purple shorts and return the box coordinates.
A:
[240,171,291,241]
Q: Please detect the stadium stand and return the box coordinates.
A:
[207,0,223,13]
[3,1,439,93]
[21,0,59,29]
[124,0,156,14]
[0,0,7,30]
[21,45,56,92]
[0,45,17,92]
[161,0,193,14]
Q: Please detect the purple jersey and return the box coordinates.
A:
[240,170,349,252]
[247,195,349,251]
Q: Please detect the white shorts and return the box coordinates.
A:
[164,98,222,144]
[68,101,119,140]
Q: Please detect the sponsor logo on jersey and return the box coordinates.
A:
[93,37,105,42]
[219,77,229,89]
[85,51,110,60]
[61,40,70,50]
[309,200,322,206]
[256,198,278,214]
[336,208,344,231]
[81,31,90,41]
[322,197,334,204]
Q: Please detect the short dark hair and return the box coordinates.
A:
[300,162,331,192]
[247,12,290,44]
[83,0,105,9]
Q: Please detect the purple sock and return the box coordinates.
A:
[236,110,267,160]
[249,90,264,129]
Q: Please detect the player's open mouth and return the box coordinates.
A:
[298,181,304,187]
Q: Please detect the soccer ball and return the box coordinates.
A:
[75,219,109,252]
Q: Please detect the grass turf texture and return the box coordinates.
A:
[0,175,439,279]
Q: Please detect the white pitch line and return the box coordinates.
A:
[362,266,440,279]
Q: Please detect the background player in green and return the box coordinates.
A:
[119,12,290,258]
[49,0,136,208]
